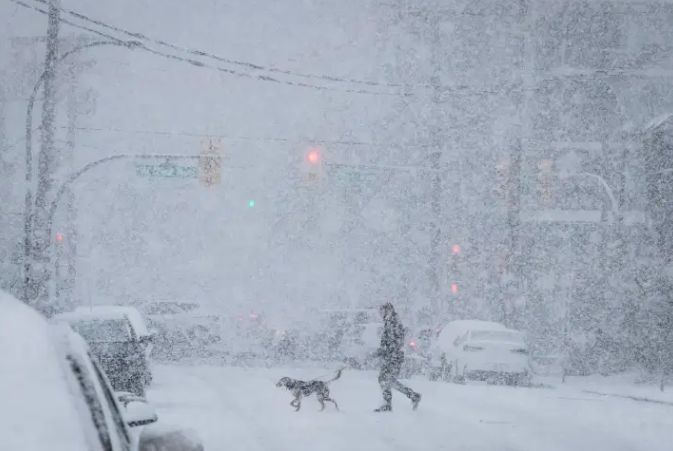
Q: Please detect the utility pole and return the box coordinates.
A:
[31,0,61,313]
[427,12,444,318]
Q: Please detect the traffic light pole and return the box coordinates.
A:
[41,153,221,313]
[23,38,139,304]
[26,0,60,307]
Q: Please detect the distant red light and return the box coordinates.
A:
[409,340,417,348]
[55,232,64,243]
[451,244,461,255]
[307,149,320,165]
[451,283,459,295]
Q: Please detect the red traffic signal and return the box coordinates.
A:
[55,232,64,243]
[451,244,461,255]
[450,282,459,295]
[306,148,321,165]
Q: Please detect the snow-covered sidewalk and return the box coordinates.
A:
[539,372,673,406]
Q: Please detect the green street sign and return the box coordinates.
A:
[328,163,379,184]
[136,162,198,179]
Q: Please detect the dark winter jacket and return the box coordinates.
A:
[377,313,405,365]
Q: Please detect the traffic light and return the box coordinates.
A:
[55,232,64,243]
[248,199,256,208]
[450,282,459,295]
[302,146,324,184]
[448,243,462,298]
[307,148,320,165]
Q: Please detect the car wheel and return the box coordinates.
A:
[439,355,451,382]
[513,371,531,387]
[142,365,153,387]
[452,362,466,384]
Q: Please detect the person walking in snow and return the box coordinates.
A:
[374,302,421,412]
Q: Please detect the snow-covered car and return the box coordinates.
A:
[72,306,155,384]
[0,290,203,451]
[54,308,152,395]
[429,320,531,385]
[148,309,272,363]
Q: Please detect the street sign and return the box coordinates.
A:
[327,163,381,185]
[135,161,198,178]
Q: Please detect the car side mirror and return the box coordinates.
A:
[124,399,158,428]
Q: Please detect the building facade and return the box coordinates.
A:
[377,0,673,355]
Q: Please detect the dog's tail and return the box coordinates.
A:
[326,367,345,384]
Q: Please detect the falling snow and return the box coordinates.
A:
[1,1,673,450]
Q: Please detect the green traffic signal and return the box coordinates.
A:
[248,199,256,208]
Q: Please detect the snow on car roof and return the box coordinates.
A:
[0,291,90,451]
[74,305,150,337]
[55,309,129,321]
[55,305,150,337]
[441,320,509,332]
[435,320,509,346]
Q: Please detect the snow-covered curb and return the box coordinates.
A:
[538,373,673,405]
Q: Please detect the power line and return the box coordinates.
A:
[11,0,400,96]
[24,0,401,93]
[59,124,439,149]
[41,0,403,90]
[12,0,535,98]
[58,125,379,147]
[11,0,547,99]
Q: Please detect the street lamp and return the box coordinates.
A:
[23,39,140,302]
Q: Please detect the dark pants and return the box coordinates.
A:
[378,359,416,406]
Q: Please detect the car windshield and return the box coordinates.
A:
[470,330,524,343]
[70,319,133,343]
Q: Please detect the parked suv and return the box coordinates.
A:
[0,290,203,451]
[55,308,152,395]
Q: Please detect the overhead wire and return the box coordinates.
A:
[30,0,403,89]
[11,0,401,96]
[11,0,543,99]
[20,0,401,95]
[57,125,437,148]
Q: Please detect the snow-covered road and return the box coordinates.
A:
[148,364,672,451]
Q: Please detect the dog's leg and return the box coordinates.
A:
[325,397,339,411]
[318,397,326,411]
[290,400,301,411]
[290,396,302,411]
